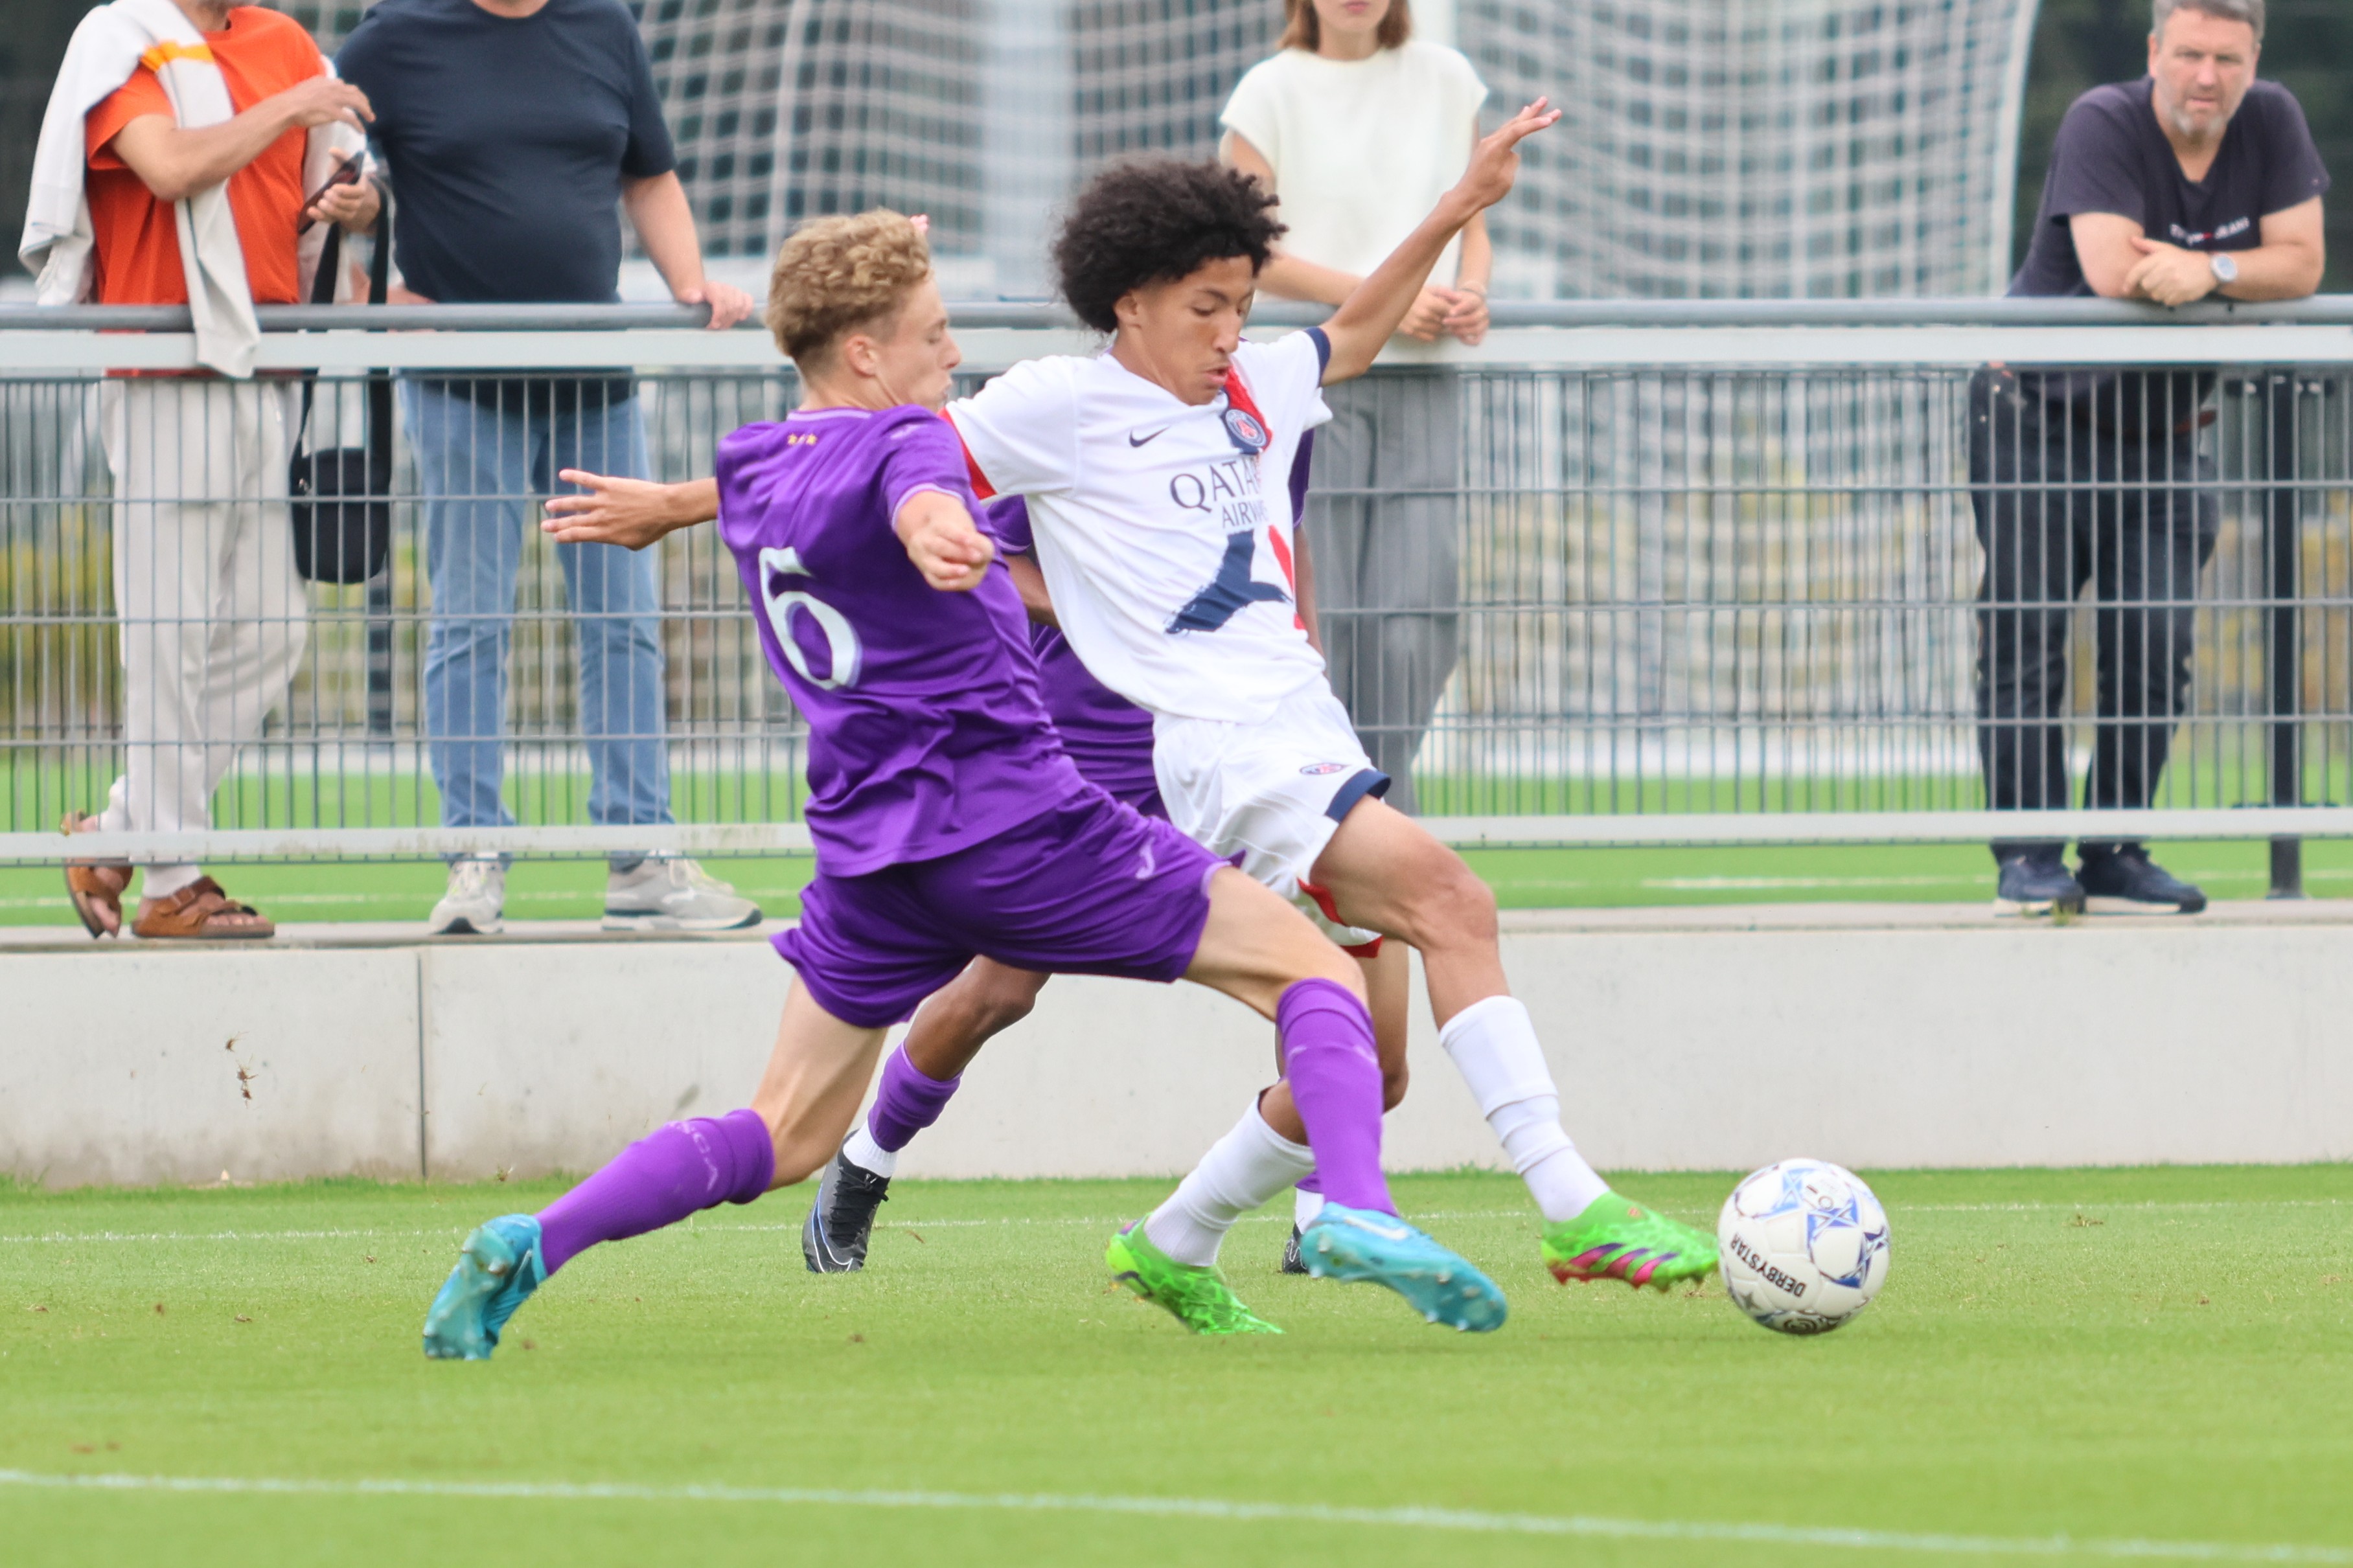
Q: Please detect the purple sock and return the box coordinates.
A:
[866,1045,961,1153]
[1276,979,1394,1215]
[535,1108,774,1275]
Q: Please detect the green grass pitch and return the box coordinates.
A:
[6,1166,2352,1566]
[11,838,2353,926]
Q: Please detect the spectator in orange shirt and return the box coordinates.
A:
[33,0,379,939]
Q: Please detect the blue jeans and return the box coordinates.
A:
[403,379,671,841]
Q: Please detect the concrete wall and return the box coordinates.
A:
[6,910,2350,1187]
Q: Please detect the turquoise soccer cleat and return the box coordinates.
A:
[422,1214,545,1361]
[1297,1203,1508,1332]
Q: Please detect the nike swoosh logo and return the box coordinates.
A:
[1128,426,1173,446]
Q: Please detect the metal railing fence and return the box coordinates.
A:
[6,298,2353,872]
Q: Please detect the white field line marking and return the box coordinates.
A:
[2,1197,2344,1247]
[0,1470,2344,1562]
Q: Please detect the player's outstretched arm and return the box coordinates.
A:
[896,489,996,592]
[1318,99,1559,384]
[543,472,718,550]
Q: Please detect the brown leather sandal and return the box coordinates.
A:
[61,812,130,938]
[132,877,276,940]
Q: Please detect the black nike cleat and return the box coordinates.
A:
[801,1144,891,1273]
[2078,844,2207,914]
[1993,850,2085,917]
[1280,1224,1309,1275]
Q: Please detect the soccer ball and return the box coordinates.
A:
[1717,1159,1890,1335]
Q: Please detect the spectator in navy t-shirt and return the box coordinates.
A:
[1971,0,2326,919]
[338,0,760,937]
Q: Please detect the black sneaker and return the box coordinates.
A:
[801,1145,890,1273]
[1280,1224,1308,1275]
[1994,851,2085,916]
[2077,845,2207,914]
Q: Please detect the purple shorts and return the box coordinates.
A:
[774,784,1219,1027]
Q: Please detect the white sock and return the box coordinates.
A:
[1145,1100,1316,1267]
[1292,1186,1326,1231]
[842,1122,897,1179]
[1438,995,1611,1223]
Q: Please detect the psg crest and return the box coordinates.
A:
[1222,406,1268,454]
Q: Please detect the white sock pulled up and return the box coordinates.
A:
[842,1121,898,1179]
[1438,994,1610,1223]
[1145,1099,1316,1267]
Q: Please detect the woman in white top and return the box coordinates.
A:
[1220,0,1486,814]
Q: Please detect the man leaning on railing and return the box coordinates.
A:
[1975,0,2326,918]
[22,0,380,940]
[336,0,761,936]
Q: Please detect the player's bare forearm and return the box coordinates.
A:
[1007,552,1060,628]
[1320,100,1557,381]
[895,490,994,592]
[544,472,716,550]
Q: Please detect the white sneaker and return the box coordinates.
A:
[428,858,505,935]
[603,857,761,932]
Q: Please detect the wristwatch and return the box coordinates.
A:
[2209,251,2240,286]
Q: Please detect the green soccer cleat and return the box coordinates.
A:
[422,1214,545,1360]
[1542,1193,1719,1291]
[1298,1203,1508,1332]
[1106,1222,1282,1335]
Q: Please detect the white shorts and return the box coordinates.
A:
[1152,682,1388,951]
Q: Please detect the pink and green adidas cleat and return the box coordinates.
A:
[1541,1194,1718,1291]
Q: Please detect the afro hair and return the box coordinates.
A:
[1052,160,1286,334]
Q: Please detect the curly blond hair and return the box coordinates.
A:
[765,210,933,365]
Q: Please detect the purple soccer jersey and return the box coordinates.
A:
[715,405,1088,876]
[983,495,1162,809]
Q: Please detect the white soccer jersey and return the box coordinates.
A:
[945,328,1333,725]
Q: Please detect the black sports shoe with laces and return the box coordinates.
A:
[1280,1224,1308,1275]
[1993,851,2085,916]
[2077,845,2207,914]
[801,1144,891,1273]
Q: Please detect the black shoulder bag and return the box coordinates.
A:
[289,204,393,584]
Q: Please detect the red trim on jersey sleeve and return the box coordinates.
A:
[1223,365,1268,431]
[939,409,998,501]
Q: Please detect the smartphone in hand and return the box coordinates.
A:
[298,155,363,234]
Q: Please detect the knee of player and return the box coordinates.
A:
[976,987,1039,1035]
[1294,946,1368,1001]
[1410,860,1497,946]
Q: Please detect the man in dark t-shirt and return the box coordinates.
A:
[338,0,760,936]
[1973,0,2326,917]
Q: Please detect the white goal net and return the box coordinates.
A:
[282,0,2036,300]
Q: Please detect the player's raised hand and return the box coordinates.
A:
[545,470,717,550]
[895,490,995,591]
[1452,98,1559,214]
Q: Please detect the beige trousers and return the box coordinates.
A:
[97,378,308,898]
